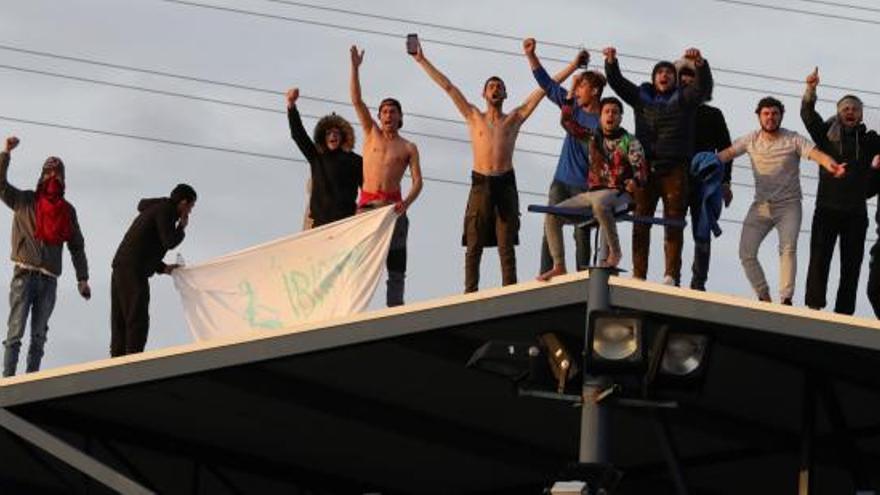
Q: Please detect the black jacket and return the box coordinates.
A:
[693,104,733,183]
[112,198,184,278]
[801,96,880,212]
[606,59,713,168]
[288,107,363,226]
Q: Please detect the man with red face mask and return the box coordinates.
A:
[0,136,90,377]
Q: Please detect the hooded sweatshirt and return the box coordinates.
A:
[801,94,880,212]
[0,151,88,279]
[112,197,185,278]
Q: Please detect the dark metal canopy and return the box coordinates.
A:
[2,274,879,494]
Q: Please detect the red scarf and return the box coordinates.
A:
[34,178,72,245]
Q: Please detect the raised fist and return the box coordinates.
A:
[523,38,536,56]
[602,46,617,63]
[285,87,299,109]
[683,47,704,65]
[4,136,19,152]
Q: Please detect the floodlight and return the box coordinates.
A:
[586,311,646,374]
[660,333,709,376]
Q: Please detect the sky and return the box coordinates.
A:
[0,0,878,371]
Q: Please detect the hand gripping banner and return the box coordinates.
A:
[173,206,398,341]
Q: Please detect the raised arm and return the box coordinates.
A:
[349,45,375,134]
[411,39,474,119]
[527,38,582,107]
[398,143,423,213]
[680,48,713,107]
[286,88,318,163]
[513,39,551,121]
[800,67,828,145]
[0,136,24,209]
[603,47,641,107]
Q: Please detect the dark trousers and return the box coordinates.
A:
[868,244,880,318]
[386,214,409,307]
[540,180,591,273]
[463,171,520,293]
[688,176,710,291]
[110,268,150,357]
[804,207,868,315]
[632,164,688,282]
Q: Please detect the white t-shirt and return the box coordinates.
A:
[729,128,816,203]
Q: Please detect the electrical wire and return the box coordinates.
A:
[713,0,880,25]
[248,0,880,97]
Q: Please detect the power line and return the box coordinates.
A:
[1,113,874,243]
[713,0,880,25]
[151,0,880,110]
[164,0,880,98]
[0,63,562,159]
[0,43,560,141]
[0,60,839,190]
[794,0,880,13]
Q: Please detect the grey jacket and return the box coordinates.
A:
[0,151,88,280]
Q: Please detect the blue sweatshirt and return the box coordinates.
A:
[533,66,599,187]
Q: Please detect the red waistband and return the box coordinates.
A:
[357,190,402,207]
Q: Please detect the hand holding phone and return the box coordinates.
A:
[406,33,419,55]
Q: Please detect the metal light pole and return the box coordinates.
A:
[580,266,612,464]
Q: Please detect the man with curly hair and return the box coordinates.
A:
[286,87,363,228]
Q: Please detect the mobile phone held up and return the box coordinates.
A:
[406,33,418,55]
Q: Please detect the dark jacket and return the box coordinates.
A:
[0,151,88,279]
[605,59,713,168]
[693,104,733,183]
[112,198,184,278]
[801,95,880,213]
[288,107,363,226]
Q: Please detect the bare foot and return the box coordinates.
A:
[603,251,621,268]
[537,266,567,282]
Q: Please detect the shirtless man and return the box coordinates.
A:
[412,37,563,292]
[350,45,423,307]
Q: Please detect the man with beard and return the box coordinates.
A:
[800,68,880,315]
[411,37,553,292]
[350,45,422,306]
[604,46,713,286]
[717,97,845,304]
[286,86,363,228]
[527,43,606,275]
[539,97,646,280]
[676,59,733,291]
[0,136,90,376]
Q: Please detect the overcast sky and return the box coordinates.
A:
[0,0,878,371]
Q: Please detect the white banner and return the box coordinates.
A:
[173,206,398,341]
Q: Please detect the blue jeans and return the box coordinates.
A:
[3,268,57,377]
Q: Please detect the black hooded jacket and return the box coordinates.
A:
[288,106,363,226]
[801,96,880,212]
[112,197,184,278]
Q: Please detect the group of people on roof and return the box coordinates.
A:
[3,37,879,378]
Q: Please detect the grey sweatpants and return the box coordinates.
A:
[739,199,801,300]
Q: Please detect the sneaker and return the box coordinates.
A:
[663,275,678,286]
[758,293,772,302]
[781,297,793,306]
